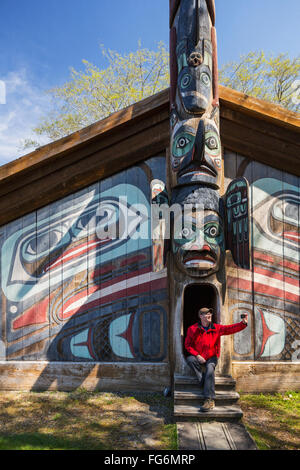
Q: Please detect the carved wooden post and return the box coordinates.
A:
[168,0,251,377]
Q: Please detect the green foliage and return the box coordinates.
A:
[32,41,169,143]
[24,47,299,153]
[18,138,41,152]
[219,51,300,112]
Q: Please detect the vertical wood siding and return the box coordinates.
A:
[225,150,300,362]
[0,156,169,363]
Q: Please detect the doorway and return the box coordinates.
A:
[182,284,219,357]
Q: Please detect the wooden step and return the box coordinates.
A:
[174,374,236,391]
[174,404,243,422]
[174,389,240,407]
[177,421,257,450]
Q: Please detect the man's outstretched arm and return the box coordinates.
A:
[219,314,248,336]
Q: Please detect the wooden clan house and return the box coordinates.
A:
[0,85,299,394]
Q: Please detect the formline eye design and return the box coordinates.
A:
[21,226,70,262]
[204,223,220,239]
[206,136,218,150]
[174,224,196,243]
[181,227,193,239]
[172,132,195,158]
[181,74,191,88]
[177,136,190,149]
[200,72,211,86]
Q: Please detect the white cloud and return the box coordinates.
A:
[0,69,52,166]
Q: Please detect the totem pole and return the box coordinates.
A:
[164,0,251,377]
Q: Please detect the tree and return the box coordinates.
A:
[23,48,299,152]
[22,41,169,149]
[219,51,300,112]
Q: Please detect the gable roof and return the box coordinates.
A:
[0,86,299,226]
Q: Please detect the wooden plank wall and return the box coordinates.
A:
[0,362,171,392]
[0,156,170,391]
[224,150,300,367]
[232,362,300,393]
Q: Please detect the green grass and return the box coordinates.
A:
[1,389,298,450]
[0,432,107,450]
[239,391,300,450]
[160,423,178,450]
[0,390,177,451]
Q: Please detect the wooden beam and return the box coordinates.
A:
[0,89,170,185]
[219,85,300,131]
[221,116,300,177]
[219,91,300,176]
[0,106,169,199]
[220,106,299,146]
[232,362,300,393]
[0,361,171,392]
[0,118,169,226]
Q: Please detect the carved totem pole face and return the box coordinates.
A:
[172,207,225,277]
[170,116,222,188]
[175,0,213,116]
[176,40,213,116]
[171,186,225,278]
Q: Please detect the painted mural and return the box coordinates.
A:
[0,156,169,362]
[225,152,300,362]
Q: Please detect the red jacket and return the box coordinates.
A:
[185,321,247,360]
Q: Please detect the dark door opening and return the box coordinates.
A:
[183,284,219,357]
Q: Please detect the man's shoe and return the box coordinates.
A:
[200,399,215,412]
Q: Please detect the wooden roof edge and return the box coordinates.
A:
[219,85,300,130]
[0,88,170,183]
[0,85,299,183]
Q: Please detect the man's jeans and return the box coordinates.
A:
[186,355,218,399]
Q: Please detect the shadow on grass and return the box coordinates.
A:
[112,391,175,425]
[242,395,300,431]
[24,389,174,425]
[0,390,177,451]
[241,393,300,450]
[32,389,174,424]
[244,425,299,451]
[0,432,107,450]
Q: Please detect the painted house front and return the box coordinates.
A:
[0,86,299,393]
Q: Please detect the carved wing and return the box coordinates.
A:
[151,180,169,272]
[224,177,251,269]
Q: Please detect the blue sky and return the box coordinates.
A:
[0,0,299,165]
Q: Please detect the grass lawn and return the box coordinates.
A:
[0,390,177,451]
[239,391,300,450]
[0,389,299,450]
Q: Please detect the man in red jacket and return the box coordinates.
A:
[185,307,248,412]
